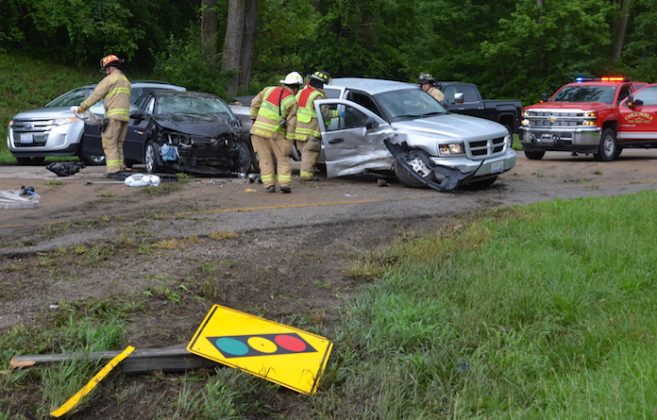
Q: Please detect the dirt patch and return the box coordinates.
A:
[2,151,657,418]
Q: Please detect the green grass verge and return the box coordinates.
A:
[316,191,657,418]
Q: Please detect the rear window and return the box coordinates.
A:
[442,85,480,103]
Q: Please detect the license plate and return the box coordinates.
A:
[20,133,34,144]
[491,161,503,174]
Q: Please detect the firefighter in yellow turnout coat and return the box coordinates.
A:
[78,55,132,177]
[250,72,303,193]
[294,71,333,181]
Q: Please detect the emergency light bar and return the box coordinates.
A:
[575,76,629,82]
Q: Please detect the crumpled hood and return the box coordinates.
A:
[154,113,236,137]
[391,113,507,141]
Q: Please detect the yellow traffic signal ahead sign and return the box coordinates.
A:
[187,304,334,395]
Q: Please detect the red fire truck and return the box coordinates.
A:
[519,77,648,161]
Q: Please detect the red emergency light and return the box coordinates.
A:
[600,76,628,82]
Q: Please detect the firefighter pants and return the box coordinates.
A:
[251,134,292,188]
[102,119,128,173]
[297,137,321,180]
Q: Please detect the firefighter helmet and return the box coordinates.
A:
[280,72,304,86]
[417,72,435,85]
[100,54,121,70]
[309,70,331,85]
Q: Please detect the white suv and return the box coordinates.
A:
[7,81,185,165]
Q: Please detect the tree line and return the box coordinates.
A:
[1,0,655,104]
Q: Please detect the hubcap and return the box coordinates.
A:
[604,135,614,156]
[145,145,154,172]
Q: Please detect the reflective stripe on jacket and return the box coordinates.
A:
[294,86,324,141]
[79,70,131,122]
[250,86,298,140]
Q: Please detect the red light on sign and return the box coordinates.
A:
[601,76,625,82]
[208,333,317,358]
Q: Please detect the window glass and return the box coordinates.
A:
[634,86,657,106]
[552,86,616,103]
[323,105,368,132]
[346,91,383,117]
[617,85,631,103]
[324,88,341,99]
[155,95,231,115]
[442,85,479,103]
[46,88,93,107]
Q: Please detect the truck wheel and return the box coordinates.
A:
[524,150,545,160]
[597,128,618,161]
[144,142,161,174]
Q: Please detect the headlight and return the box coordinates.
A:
[522,111,529,118]
[584,111,597,118]
[582,120,597,126]
[521,119,530,126]
[504,134,512,147]
[8,120,13,127]
[439,143,464,156]
[53,116,78,126]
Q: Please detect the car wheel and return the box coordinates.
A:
[144,141,161,174]
[80,152,106,166]
[15,157,45,165]
[393,150,435,188]
[524,150,545,160]
[597,128,617,161]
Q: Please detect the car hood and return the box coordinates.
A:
[154,113,237,137]
[12,106,74,119]
[524,102,612,112]
[391,113,507,140]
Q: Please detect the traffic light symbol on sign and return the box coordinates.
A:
[208,333,318,358]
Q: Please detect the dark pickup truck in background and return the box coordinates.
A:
[435,82,522,134]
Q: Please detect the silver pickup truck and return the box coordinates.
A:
[235,78,516,190]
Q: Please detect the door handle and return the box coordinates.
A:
[328,138,344,144]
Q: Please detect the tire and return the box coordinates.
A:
[80,152,106,166]
[524,150,545,160]
[597,128,618,161]
[15,157,45,165]
[144,141,161,174]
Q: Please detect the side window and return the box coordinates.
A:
[617,85,631,103]
[634,87,657,106]
[346,91,383,118]
[323,104,368,132]
[130,88,143,103]
[145,97,156,114]
[442,85,479,103]
[324,88,341,99]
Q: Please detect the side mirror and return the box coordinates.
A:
[130,109,146,120]
[365,118,378,130]
[626,96,643,108]
[540,93,549,103]
[454,92,464,104]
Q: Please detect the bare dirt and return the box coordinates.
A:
[1,150,657,418]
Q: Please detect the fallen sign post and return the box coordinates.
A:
[10,344,220,374]
[187,304,334,395]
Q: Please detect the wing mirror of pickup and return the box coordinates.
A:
[130,109,147,120]
[365,118,378,130]
[454,92,465,104]
[626,95,643,108]
[539,93,549,103]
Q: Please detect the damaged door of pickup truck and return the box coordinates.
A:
[314,99,395,177]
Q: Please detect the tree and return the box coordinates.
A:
[201,0,218,66]
[238,0,257,92]
[222,0,246,96]
[611,0,632,64]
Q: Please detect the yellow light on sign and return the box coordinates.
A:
[187,305,333,395]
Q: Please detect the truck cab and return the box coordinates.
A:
[520,77,646,161]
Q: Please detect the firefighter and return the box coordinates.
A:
[418,72,445,103]
[250,72,303,193]
[77,55,132,178]
[294,70,333,181]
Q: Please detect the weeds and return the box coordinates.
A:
[44,180,63,186]
[208,231,239,241]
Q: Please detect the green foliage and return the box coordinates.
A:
[316,191,657,417]
[154,28,232,98]
[623,0,657,82]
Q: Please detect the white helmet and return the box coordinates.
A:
[280,71,304,86]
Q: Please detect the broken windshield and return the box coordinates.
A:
[155,95,231,115]
[376,89,447,121]
[552,86,616,104]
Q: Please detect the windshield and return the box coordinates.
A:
[155,95,231,115]
[552,86,616,104]
[46,88,93,107]
[376,88,447,121]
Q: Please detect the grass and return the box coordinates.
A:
[314,191,657,418]
[0,298,132,418]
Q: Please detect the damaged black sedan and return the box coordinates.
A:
[81,91,252,175]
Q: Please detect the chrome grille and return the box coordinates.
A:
[11,119,53,146]
[525,110,592,128]
[466,137,506,158]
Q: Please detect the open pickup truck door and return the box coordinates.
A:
[314,99,394,178]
